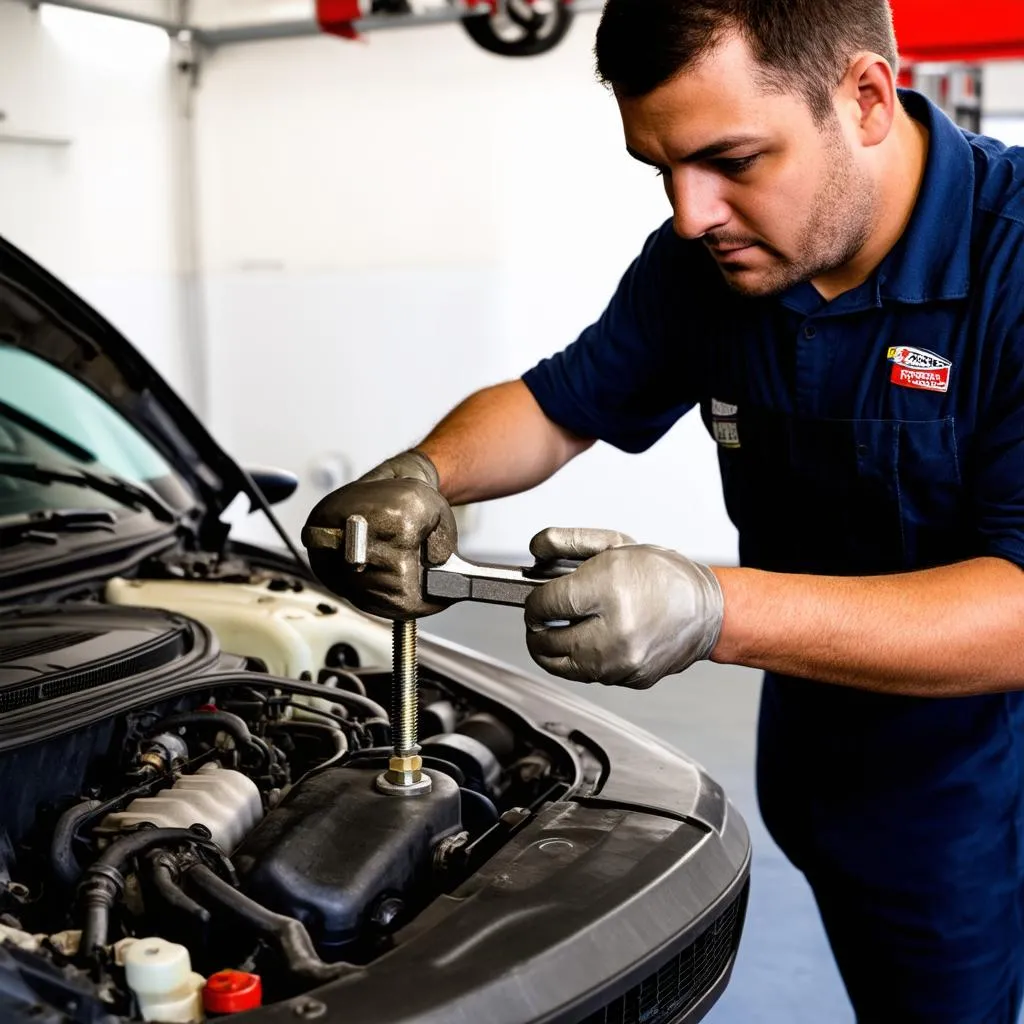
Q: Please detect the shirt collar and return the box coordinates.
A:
[877,89,974,304]
[778,89,974,316]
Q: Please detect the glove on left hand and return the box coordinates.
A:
[524,527,724,689]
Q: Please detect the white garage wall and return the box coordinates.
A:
[193,0,314,27]
[982,61,1024,147]
[0,0,192,398]
[194,13,739,563]
[984,61,1024,115]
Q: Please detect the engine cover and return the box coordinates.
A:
[233,767,462,957]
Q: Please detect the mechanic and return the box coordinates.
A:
[303,1,1024,1020]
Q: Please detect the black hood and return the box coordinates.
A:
[0,235,287,552]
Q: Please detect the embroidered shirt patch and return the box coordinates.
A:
[887,346,952,393]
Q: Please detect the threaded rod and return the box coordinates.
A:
[391,619,418,757]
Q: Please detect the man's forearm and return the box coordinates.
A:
[711,557,1024,696]
[416,379,593,506]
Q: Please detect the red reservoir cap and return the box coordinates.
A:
[203,970,263,1014]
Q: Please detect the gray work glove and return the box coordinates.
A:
[524,527,724,689]
[301,450,457,620]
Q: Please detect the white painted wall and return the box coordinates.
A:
[0,0,191,398]
[982,61,1024,146]
[194,13,738,563]
[193,0,313,27]
[56,0,178,20]
[984,61,1024,114]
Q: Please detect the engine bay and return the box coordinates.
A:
[0,565,579,1021]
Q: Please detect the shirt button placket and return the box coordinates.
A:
[796,321,822,415]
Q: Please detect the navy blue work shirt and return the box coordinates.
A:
[523,90,1024,581]
[522,91,1024,909]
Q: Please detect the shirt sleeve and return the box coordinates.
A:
[521,220,719,454]
[973,318,1024,568]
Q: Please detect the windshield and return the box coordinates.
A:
[0,343,196,519]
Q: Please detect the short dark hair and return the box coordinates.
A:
[595,0,899,123]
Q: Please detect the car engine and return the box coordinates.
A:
[0,570,576,1021]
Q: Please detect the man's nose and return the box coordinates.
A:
[669,168,731,240]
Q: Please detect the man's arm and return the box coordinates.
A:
[416,379,594,506]
[712,557,1024,696]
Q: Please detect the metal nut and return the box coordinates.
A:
[388,754,422,775]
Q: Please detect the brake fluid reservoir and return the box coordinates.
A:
[100,764,262,852]
[122,937,205,1022]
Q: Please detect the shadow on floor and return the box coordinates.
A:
[424,600,850,1024]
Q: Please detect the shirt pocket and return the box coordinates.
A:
[716,410,965,574]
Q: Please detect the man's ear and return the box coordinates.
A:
[837,53,897,148]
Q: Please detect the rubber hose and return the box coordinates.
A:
[65,773,176,845]
[146,852,211,927]
[185,865,352,985]
[148,711,269,768]
[51,799,102,888]
[279,675,388,723]
[307,683,387,723]
[78,827,230,955]
[203,673,390,726]
[268,721,347,758]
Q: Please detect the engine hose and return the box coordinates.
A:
[51,799,102,888]
[147,711,270,769]
[321,668,368,698]
[203,673,390,727]
[273,678,388,724]
[287,684,387,725]
[146,852,212,927]
[78,826,232,956]
[267,721,347,758]
[59,771,180,855]
[185,865,353,986]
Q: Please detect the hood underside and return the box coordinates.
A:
[0,237,251,532]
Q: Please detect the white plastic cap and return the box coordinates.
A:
[124,938,205,1022]
[124,938,190,994]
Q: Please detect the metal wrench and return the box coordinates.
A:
[342,515,580,608]
[424,552,580,607]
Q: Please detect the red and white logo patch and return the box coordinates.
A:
[887,346,952,393]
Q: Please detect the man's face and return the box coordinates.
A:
[618,33,877,297]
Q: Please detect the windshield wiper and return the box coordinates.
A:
[0,459,176,524]
[0,508,118,547]
[0,399,96,464]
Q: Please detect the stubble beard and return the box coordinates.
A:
[718,130,876,299]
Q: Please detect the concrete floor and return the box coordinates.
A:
[425,600,851,1024]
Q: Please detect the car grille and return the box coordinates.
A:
[580,883,748,1024]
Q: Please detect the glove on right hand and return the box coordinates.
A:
[524,526,724,688]
[302,450,458,620]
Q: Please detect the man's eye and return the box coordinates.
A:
[716,155,761,175]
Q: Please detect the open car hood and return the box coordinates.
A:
[0,236,281,548]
